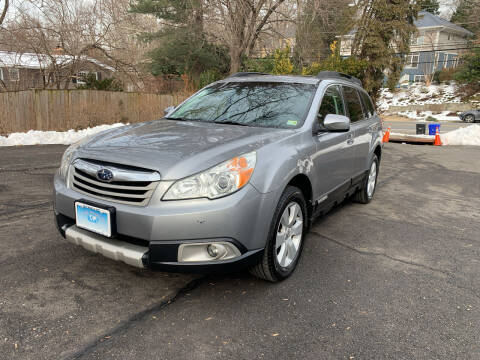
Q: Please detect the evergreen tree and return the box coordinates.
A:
[451,0,480,36]
[352,0,419,98]
[130,0,229,77]
[455,47,480,84]
[418,0,440,15]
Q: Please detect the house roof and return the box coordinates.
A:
[0,51,115,71]
[340,11,474,38]
[415,11,473,36]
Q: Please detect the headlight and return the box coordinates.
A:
[58,137,91,179]
[163,151,256,200]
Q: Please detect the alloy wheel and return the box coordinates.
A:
[275,202,303,268]
[367,161,377,198]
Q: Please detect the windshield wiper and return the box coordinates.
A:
[214,120,250,127]
[165,117,204,122]
[165,116,188,121]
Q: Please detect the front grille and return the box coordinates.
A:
[70,160,159,206]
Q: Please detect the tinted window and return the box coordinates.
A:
[317,85,345,126]
[169,82,316,129]
[342,86,364,123]
[360,91,375,118]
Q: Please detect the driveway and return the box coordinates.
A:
[1,143,479,359]
[383,116,470,135]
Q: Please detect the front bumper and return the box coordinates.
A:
[55,215,264,273]
[54,174,273,273]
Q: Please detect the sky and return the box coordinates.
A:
[4,0,461,25]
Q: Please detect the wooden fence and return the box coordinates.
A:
[0,90,189,135]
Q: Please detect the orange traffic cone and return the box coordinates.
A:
[434,128,442,146]
[382,127,391,143]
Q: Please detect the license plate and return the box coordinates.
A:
[75,202,112,237]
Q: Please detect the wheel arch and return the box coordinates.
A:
[286,173,313,224]
[374,144,382,162]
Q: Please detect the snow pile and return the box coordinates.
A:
[0,123,125,147]
[441,125,480,146]
[377,83,461,112]
[397,110,459,121]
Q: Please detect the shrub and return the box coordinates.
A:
[272,47,295,75]
[426,116,437,122]
[457,82,480,101]
[198,69,222,89]
[243,56,275,73]
[454,47,480,84]
[301,42,368,84]
[433,68,456,83]
[76,74,123,91]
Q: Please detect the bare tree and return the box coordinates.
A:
[1,0,158,90]
[206,0,290,73]
[0,0,8,27]
[421,31,437,86]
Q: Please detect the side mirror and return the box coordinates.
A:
[324,114,350,132]
[164,106,175,116]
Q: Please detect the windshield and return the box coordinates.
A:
[168,82,316,129]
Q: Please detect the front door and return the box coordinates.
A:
[343,86,375,176]
[311,85,355,202]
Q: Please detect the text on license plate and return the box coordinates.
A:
[75,202,111,237]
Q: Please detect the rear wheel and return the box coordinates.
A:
[353,155,379,204]
[464,114,475,123]
[249,186,307,282]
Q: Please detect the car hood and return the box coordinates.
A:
[74,119,293,180]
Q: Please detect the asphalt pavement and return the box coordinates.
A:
[1,143,480,359]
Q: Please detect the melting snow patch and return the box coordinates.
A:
[0,123,126,147]
[377,83,461,112]
[441,125,480,146]
[397,110,459,121]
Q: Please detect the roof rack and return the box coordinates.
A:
[316,71,362,86]
[228,72,270,78]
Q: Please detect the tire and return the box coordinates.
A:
[249,186,307,282]
[464,114,475,123]
[353,154,379,204]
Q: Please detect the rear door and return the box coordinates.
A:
[342,86,373,177]
[311,85,354,199]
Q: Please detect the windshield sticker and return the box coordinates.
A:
[286,120,298,126]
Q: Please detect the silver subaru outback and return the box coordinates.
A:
[53,71,383,282]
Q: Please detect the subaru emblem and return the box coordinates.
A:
[97,168,113,182]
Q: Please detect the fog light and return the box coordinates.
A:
[178,242,241,262]
[207,244,219,258]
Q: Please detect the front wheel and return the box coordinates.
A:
[353,155,379,204]
[464,114,475,123]
[249,186,307,282]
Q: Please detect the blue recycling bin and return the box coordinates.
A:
[428,123,441,135]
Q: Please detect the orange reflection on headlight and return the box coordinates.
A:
[227,156,254,188]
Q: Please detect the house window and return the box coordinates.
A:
[414,75,425,83]
[452,57,458,68]
[74,71,89,85]
[434,52,441,70]
[95,72,102,81]
[0,69,3,81]
[406,54,419,68]
[410,36,423,45]
[448,33,452,41]
[9,68,20,81]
